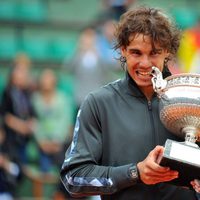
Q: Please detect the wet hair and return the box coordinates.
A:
[114,7,181,59]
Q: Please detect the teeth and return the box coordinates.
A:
[138,71,151,75]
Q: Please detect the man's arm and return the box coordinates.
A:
[60,94,138,197]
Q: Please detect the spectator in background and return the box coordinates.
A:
[0,118,21,200]
[13,52,37,93]
[32,68,73,173]
[97,20,117,65]
[31,68,74,200]
[1,53,36,165]
[102,0,136,20]
[96,19,122,81]
[14,53,31,70]
[65,28,108,111]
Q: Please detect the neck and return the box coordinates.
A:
[140,86,154,101]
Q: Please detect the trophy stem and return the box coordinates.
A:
[182,126,199,148]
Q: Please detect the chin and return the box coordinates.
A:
[139,83,152,88]
[135,79,152,87]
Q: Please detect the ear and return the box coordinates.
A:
[121,46,126,57]
[165,52,170,59]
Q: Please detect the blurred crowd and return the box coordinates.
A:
[0,1,200,200]
[177,18,200,73]
[0,3,124,200]
[0,53,74,200]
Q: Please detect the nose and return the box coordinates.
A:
[139,55,152,67]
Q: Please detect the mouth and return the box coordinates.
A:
[136,70,153,77]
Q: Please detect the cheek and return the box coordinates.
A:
[126,57,137,67]
[126,62,137,74]
[152,57,165,69]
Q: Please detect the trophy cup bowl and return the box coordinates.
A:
[152,66,200,187]
[158,74,200,143]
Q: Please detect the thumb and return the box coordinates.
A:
[151,145,164,163]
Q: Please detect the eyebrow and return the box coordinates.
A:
[152,48,163,53]
[128,48,140,52]
[127,48,163,53]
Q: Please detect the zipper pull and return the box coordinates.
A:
[148,100,152,110]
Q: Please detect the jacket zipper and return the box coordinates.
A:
[147,100,152,111]
[147,100,157,147]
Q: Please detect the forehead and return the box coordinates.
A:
[128,33,161,49]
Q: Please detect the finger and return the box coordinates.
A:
[191,180,200,187]
[193,186,200,193]
[148,146,168,171]
[190,180,200,193]
[148,146,181,175]
[150,145,164,162]
[140,163,178,184]
[145,158,176,175]
[144,168,179,180]
[194,179,200,186]
[155,175,178,183]
[190,181,195,186]
[147,162,170,173]
[143,173,179,185]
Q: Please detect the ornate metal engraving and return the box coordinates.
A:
[152,67,200,145]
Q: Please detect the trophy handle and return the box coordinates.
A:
[182,126,199,148]
[151,66,167,96]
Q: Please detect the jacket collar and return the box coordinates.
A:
[121,72,144,97]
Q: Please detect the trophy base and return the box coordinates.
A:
[158,139,200,187]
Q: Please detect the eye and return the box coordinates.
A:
[151,49,162,56]
[151,51,158,55]
[130,49,141,56]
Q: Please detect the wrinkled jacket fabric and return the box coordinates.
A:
[61,72,197,200]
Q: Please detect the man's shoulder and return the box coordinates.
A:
[81,79,123,112]
[91,79,122,97]
[82,79,122,106]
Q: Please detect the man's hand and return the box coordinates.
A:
[137,145,179,185]
[191,179,200,193]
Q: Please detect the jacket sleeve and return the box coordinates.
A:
[60,94,137,197]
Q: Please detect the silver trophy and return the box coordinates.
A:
[151,66,200,186]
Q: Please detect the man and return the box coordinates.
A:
[60,7,200,199]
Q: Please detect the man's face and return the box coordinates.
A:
[121,34,169,91]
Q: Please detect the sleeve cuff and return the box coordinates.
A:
[110,163,140,191]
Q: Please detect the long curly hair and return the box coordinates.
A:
[114,7,181,60]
